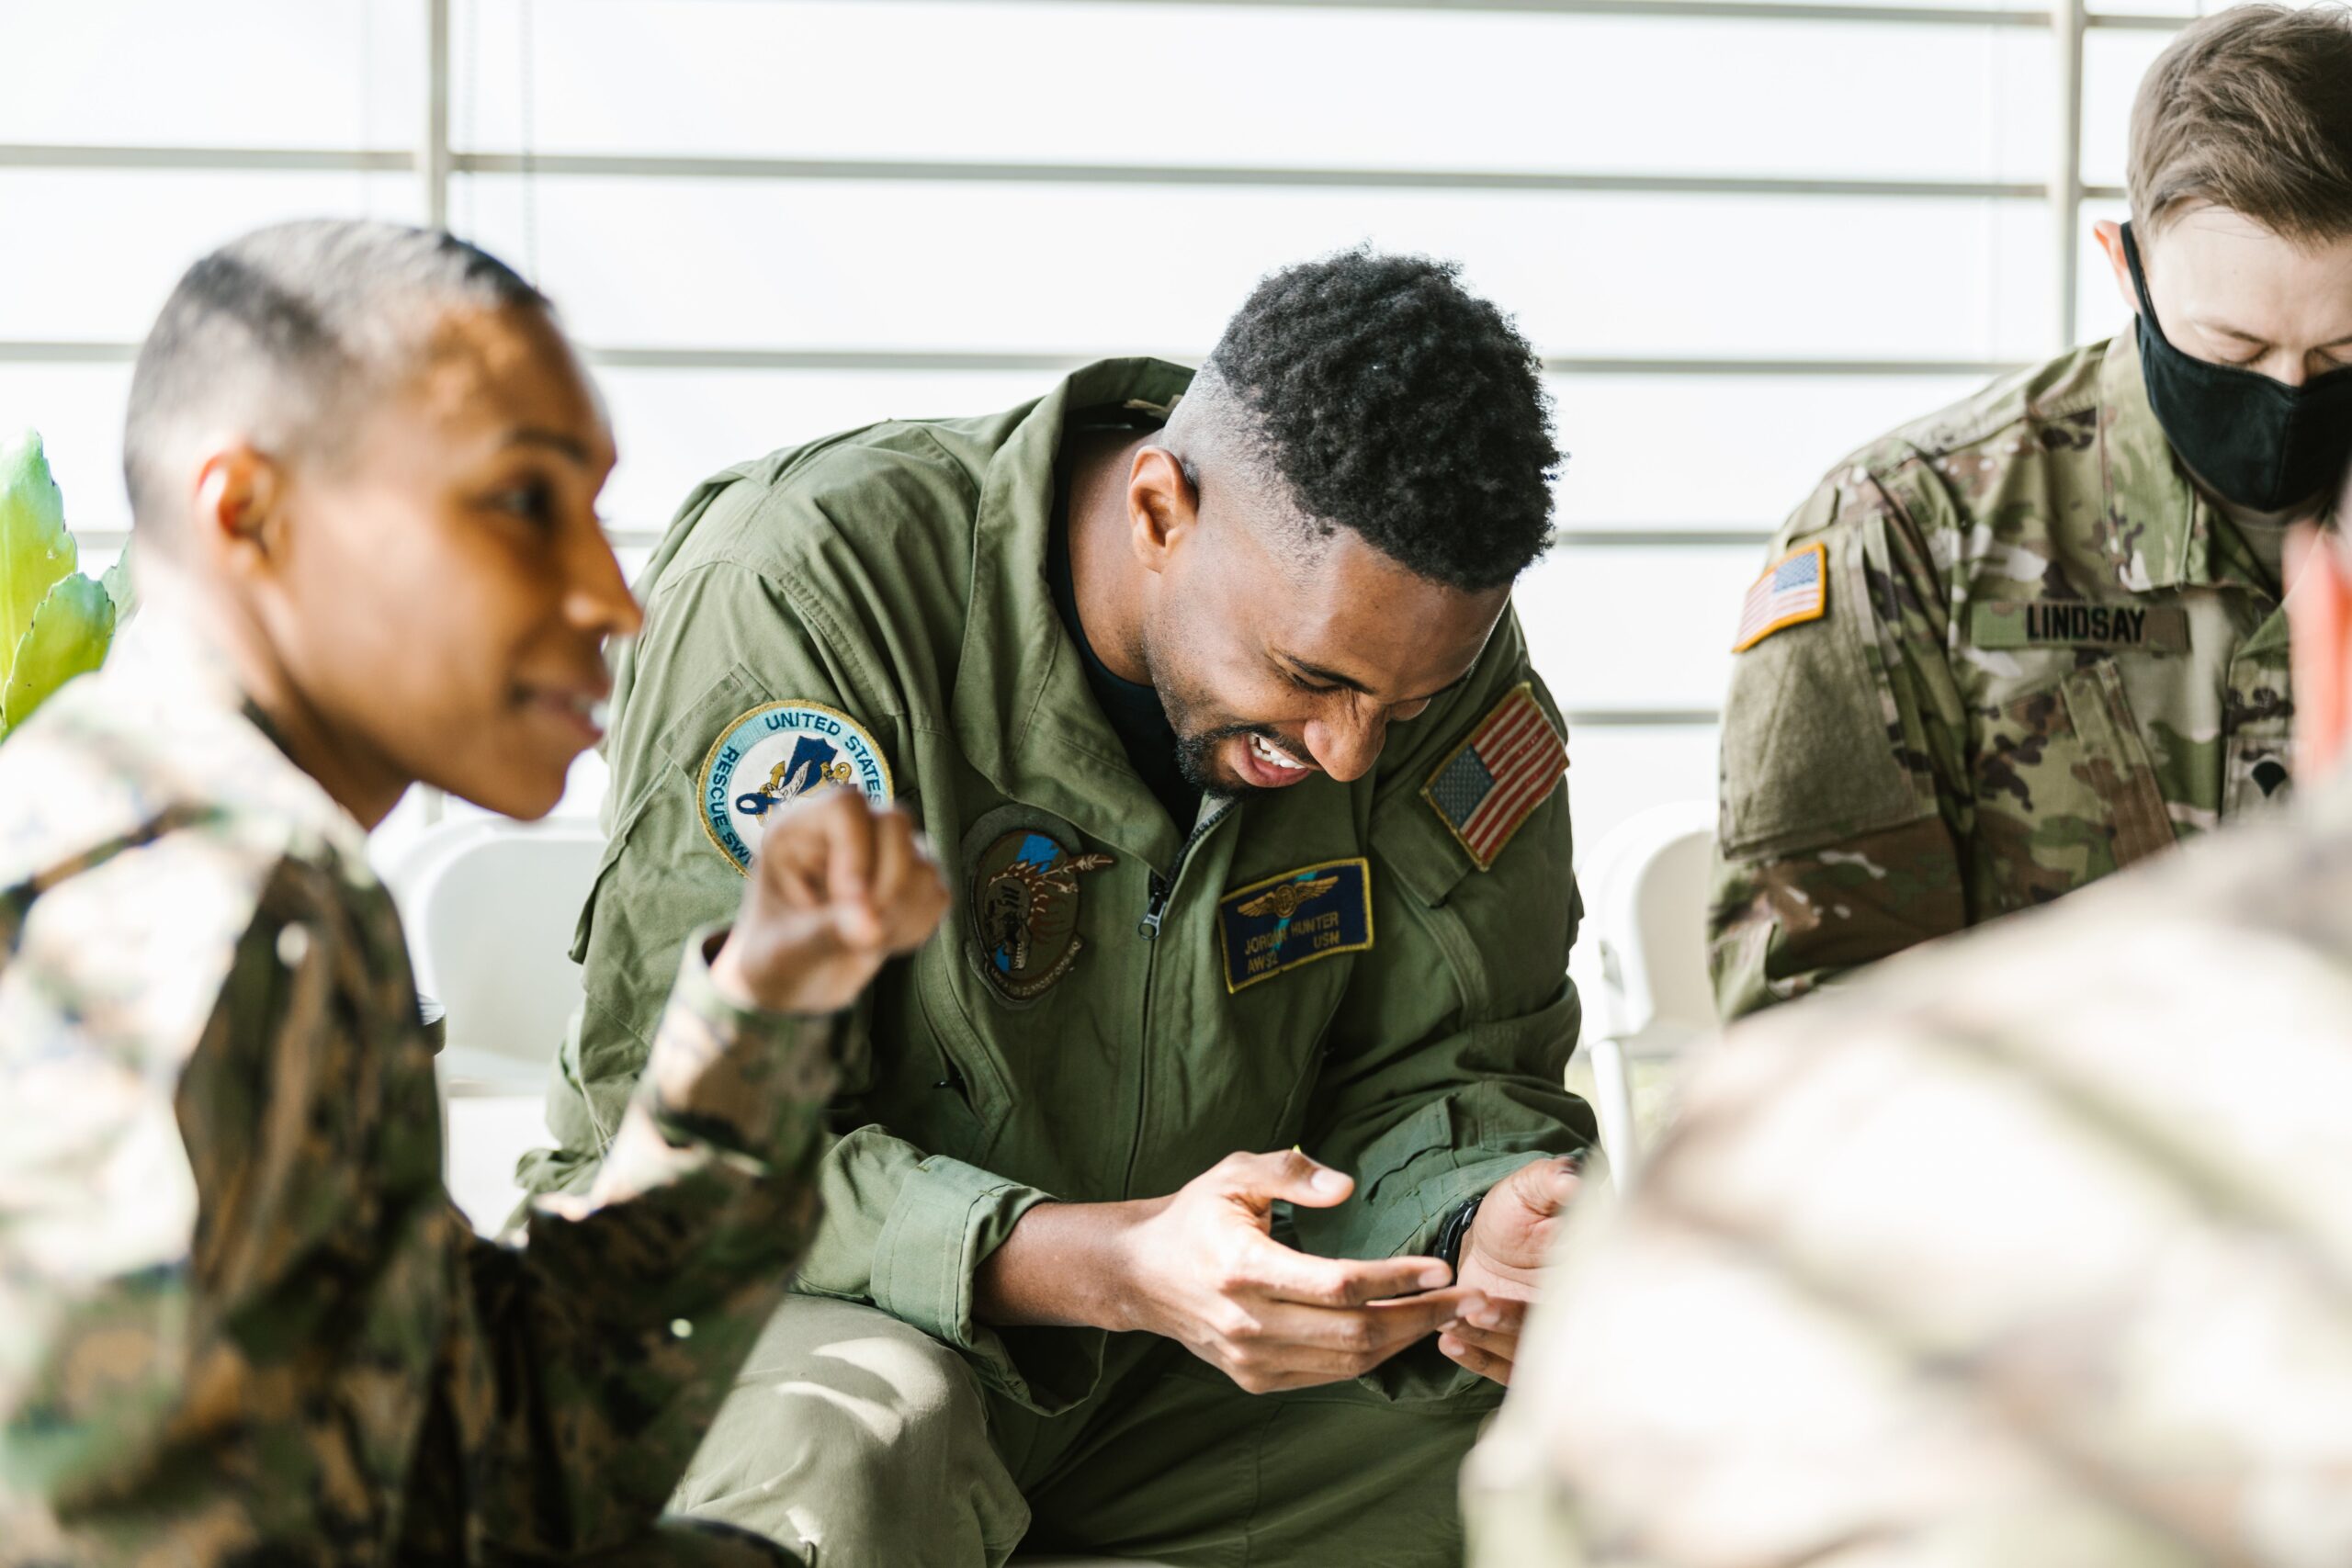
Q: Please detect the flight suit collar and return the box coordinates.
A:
[952,356,1201,872]
[2097,330,2219,592]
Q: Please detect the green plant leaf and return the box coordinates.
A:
[2,573,114,738]
[100,547,138,625]
[0,430,75,672]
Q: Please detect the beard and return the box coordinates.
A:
[1146,622,1291,797]
[1173,718,1277,797]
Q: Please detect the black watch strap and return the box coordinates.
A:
[1431,1191,1486,1277]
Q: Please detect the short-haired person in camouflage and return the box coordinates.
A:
[1710,4,2352,1020]
[0,220,949,1566]
[1465,453,2352,1563]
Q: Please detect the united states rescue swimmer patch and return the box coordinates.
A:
[698,700,892,874]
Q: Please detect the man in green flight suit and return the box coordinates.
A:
[520,251,1598,1565]
[1710,3,2352,1019]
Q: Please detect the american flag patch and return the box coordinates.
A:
[1420,683,1567,871]
[1731,543,1828,652]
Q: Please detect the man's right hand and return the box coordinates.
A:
[712,788,948,1016]
[979,1149,1483,1394]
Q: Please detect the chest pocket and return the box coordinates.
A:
[1969,659,2176,917]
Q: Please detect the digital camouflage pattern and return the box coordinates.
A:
[1711,333,2301,1019]
[1468,769,2352,1566]
[0,616,832,1566]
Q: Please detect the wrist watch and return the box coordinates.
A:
[1431,1191,1486,1278]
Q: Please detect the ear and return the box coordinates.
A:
[192,445,284,579]
[1126,446,1197,576]
[2091,220,2140,320]
[2288,523,2351,783]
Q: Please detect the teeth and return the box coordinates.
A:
[543,691,607,728]
[1251,734,1306,771]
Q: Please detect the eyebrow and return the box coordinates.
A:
[503,427,594,465]
[1280,652,1480,705]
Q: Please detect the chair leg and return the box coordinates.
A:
[1587,1034,1640,1191]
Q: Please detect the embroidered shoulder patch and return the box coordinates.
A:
[1218,858,1374,993]
[1731,542,1828,652]
[698,700,892,874]
[1420,683,1567,871]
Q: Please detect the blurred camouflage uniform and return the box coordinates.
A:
[1711,333,2303,1019]
[1468,768,2352,1566]
[0,615,834,1566]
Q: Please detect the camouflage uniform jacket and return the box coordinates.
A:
[0,615,836,1565]
[1468,768,2352,1566]
[1711,332,2301,1019]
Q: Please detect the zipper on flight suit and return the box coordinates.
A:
[1123,799,1235,1197]
[1136,804,1231,941]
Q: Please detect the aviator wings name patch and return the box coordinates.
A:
[1218,858,1374,993]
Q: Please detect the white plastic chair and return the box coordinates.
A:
[380,817,604,1232]
[1573,801,1718,1190]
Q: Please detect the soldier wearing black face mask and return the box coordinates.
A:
[1709,3,2352,1023]
[2122,220,2352,523]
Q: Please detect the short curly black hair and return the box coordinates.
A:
[1201,249,1560,592]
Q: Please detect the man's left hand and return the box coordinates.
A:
[1437,1156,1581,1386]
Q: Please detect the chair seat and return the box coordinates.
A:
[443,1092,548,1235]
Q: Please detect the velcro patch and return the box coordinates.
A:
[1420,683,1567,872]
[1218,859,1373,993]
[699,700,892,874]
[1731,543,1828,652]
[1970,600,2188,653]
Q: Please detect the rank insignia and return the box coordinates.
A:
[970,827,1114,1003]
[1218,858,1374,993]
[699,700,892,874]
[1730,542,1828,652]
[1421,682,1567,871]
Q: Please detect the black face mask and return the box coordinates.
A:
[2122,220,2352,516]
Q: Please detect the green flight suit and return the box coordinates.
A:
[1710,333,2304,1020]
[519,358,1596,1566]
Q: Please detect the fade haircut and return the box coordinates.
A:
[123,219,550,539]
[1168,249,1561,593]
[2129,4,2352,245]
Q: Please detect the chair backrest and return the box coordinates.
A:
[1581,801,1717,1044]
[379,818,605,1072]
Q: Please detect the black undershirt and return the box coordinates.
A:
[1048,450,1202,830]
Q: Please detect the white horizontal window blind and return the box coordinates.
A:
[0,0,2229,849]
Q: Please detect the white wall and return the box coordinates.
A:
[0,0,2216,866]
